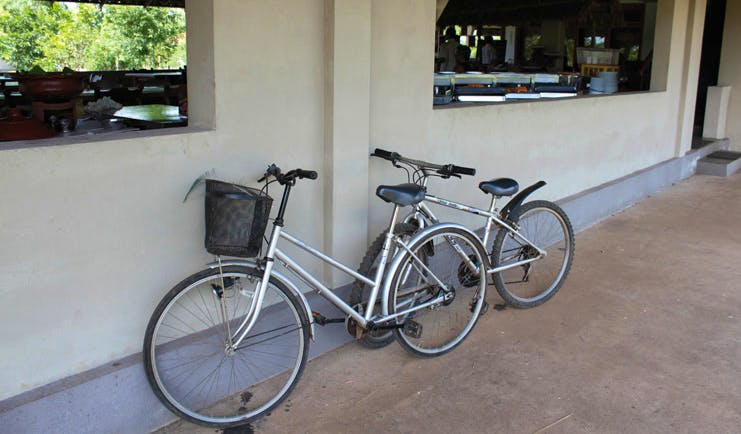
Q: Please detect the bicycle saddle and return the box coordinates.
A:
[479,178,519,196]
[376,183,426,206]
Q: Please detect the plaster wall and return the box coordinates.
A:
[367,0,702,234]
[718,0,741,150]
[0,0,708,405]
[0,0,326,401]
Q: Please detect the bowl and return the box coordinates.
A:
[14,73,85,102]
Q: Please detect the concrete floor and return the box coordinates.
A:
[159,173,741,434]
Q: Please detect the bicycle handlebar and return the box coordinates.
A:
[371,148,399,161]
[258,164,318,184]
[447,164,476,177]
[294,169,318,180]
[371,148,476,178]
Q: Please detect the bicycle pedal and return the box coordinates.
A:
[402,320,423,339]
[312,311,344,326]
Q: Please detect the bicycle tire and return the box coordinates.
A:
[491,200,575,308]
[388,225,488,358]
[349,223,418,349]
[143,265,310,428]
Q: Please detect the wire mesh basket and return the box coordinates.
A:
[204,179,273,258]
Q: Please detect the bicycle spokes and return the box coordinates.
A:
[492,201,574,307]
[389,227,487,357]
[146,268,308,425]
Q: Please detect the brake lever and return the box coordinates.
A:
[436,170,461,179]
[258,164,279,183]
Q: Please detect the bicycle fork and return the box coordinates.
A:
[219,225,283,351]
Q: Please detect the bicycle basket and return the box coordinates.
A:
[204,179,273,258]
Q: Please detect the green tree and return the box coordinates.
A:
[88,6,185,70]
[0,0,185,72]
[0,0,70,71]
[45,4,103,71]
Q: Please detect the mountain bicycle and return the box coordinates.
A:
[143,164,489,428]
[351,149,574,348]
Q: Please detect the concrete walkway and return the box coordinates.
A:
[160,173,741,434]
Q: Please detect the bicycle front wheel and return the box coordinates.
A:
[491,200,575,308]
[388,225,488,358]
[143,265,310,428]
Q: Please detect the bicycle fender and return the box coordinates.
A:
[380,222,482,317]
[501,180,546,220]
[207,259,316,340]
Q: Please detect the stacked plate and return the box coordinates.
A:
[589,71,618,94]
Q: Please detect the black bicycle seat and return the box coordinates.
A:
[376,183,425,206]
[479,178,519,197]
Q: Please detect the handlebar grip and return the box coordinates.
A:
[372,148,394,160]
[451,165,476,176]
[296,169,318,180]
[372,148,402,161]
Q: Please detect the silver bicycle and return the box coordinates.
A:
[351,149,575,348]
[143,164,489,428]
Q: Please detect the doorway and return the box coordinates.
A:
[693,0,727,147]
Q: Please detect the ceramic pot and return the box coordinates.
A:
[15,73,85,102]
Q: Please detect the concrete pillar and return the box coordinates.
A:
[184,0,215,129]
[651,0,676,92]
[703,85,732,139]
[323,0,371,285]
[676,0,708,156]
[718,0,741,150]
[505,26,517,64]
[541,20,566,71]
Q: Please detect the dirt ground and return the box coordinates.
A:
[159,173,741,434]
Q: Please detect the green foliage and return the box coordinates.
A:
[0,0,69,71]
[88,5,185,70]
[0,0,186,72]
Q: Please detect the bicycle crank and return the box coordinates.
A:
[402,320,423,339]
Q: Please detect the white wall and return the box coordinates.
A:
[0,0,709,402]
[367,0,701,233]
[0,0,326,401]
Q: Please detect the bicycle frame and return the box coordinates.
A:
[215,202,462,351]
[407,185,547,275]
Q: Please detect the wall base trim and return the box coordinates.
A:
[558,139,728,232]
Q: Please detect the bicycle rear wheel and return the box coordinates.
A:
[388,225,488,358]
[350,223,418,349]
[491,200,574,308]
[143,265,309,428]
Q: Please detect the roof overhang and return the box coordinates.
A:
[437,0,592,25]
[47,0,184,8]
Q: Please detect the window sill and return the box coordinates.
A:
[432,89,665,110]
[0,124,212,152]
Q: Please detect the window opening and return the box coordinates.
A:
[434,0,658,106]
[0,0,189,143]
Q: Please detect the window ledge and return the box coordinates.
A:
[0,125,213,152]
[433,89,665,110]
